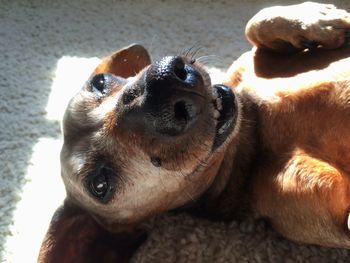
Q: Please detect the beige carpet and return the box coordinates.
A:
[1,0,350,262]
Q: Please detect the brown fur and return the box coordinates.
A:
[222,47,350,247]
[39,2,350,262]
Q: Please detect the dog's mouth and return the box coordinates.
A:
[211,84,237,151]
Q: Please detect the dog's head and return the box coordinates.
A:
[61,44,241,227]
[39,44,241,262]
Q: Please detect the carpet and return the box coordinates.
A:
[1,0,350,262]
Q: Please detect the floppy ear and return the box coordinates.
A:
[93,43,151,77]
[38,200,147,263]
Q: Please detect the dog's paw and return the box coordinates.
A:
[246,2,350,52]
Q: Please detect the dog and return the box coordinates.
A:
[38,2,350,262]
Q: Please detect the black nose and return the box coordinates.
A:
[150,56,189,84]
[121,56,205,137]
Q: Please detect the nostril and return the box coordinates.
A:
[173,59,187,81]
[174,101,191,122]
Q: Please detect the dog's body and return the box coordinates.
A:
[223,45,350,248]
[39,2,350,262]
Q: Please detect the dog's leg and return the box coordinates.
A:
[246,2,350,52]
[38,200,147,263]
[253,149,350,248]
[251,79,350,248]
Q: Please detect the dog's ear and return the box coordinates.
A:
[38,200,147,263]
[93,43,151,78]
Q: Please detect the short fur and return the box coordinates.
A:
[39,2,350,262]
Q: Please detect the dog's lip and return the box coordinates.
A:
[211,84,236,150]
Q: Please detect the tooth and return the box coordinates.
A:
[211,90,218,100]
[347,213,350,231]
[213,109,220,119]
[216,98,223,111]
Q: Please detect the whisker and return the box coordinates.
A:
[183,43,198,57]
[174,153,198,202]
[189,46,203,63]
[148,34,159,56]
[181,42,203,58]
[183,188,196,203]
[196,54,220,64]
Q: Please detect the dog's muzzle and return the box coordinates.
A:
[120,56,206,136]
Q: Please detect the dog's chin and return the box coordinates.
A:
[211,84,239,152]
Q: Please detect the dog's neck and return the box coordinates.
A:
[187,91,260,220]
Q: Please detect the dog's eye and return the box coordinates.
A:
[90,74,110,95]
[88,166,115,203]
[90,173,108,197]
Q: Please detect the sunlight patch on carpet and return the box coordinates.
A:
[3,138,64,263]
[46,56,101,121]
[3,56,101,262]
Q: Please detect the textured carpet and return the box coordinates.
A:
[1,0,350,262]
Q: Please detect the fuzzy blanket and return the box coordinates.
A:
[1,0,350,262]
